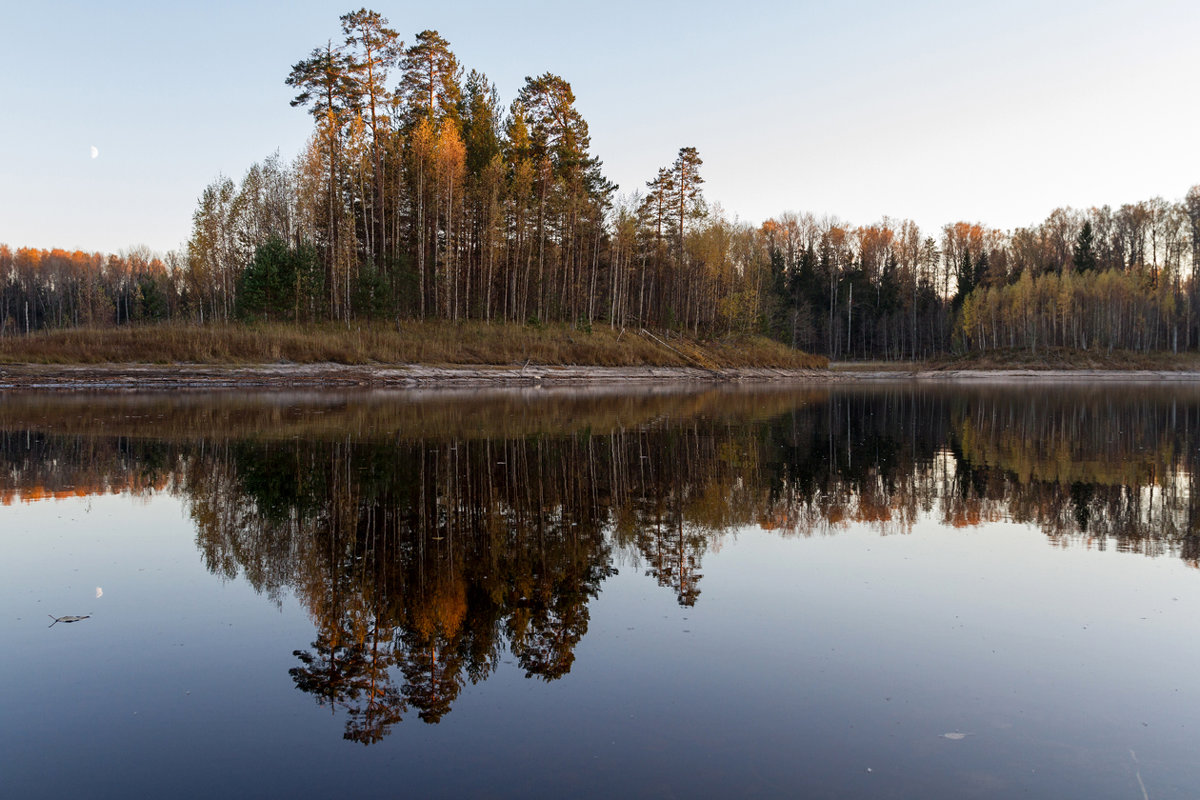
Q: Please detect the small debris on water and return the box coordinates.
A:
[48,614,90,627]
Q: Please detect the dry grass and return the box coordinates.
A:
[0,322,828,369]
[931,347,1200,371]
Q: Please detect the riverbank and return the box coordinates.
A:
[5,361,1200,390]
[5,327,1200,389]
[839,367,1200,382]
[926,346,1200,371]
[0,322,826,370]
[0,363,836,390]
[828,347,1200,381]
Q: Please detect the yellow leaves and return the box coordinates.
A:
[434,118,465,184]
[408,117,465,188]
[961,265,1187,353]
[408,115,437,163]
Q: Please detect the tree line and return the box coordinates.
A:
[758,192,1200,359]
[2,8,1198,360]
[0,245,184,333]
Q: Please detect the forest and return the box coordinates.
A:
[1,9,1199,361]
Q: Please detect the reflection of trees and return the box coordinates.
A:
[0,430,173,504]
[5,387,1200,739]
[290,624,404,745]
[948,390,1200,561]
[186,435,619,736]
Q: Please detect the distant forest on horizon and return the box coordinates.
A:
[3,9,1200,360]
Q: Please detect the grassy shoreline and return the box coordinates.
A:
[828,347,1200,372]
[0,322,827,370]
[4,324,1198,375]
[927,347,1200,371]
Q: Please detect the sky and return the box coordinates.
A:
[2,0,1199,254]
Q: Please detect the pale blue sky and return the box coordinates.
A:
[3,0,1198,253]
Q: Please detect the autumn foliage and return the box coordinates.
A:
[2,11,1197,365]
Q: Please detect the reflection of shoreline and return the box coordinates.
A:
[3,387,1196,564]
[6,364,1200,391]
[0,386,828,442]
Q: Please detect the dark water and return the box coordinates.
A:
[3,385,1199,798]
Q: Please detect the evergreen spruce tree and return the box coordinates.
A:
[1072,220,1098,273]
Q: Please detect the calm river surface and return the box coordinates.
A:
[3,384,1200,798]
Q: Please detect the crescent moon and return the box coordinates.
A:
[90,146,99,159]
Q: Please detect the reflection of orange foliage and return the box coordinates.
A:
[853,500,892,523]
[0,477,169,504]
[757,510,792,531]
[410,578,467,641]
[950,511,976,527]
[945,502,1001,528]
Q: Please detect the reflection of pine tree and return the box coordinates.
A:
[395,572,468,724]
[508,582,594,680]
[290,620,406,743]
[343,674,405,744]
[503,513,614,680]
[635,513,706,607]
[396,632,463,724]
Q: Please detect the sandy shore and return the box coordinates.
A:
[3,363,1200,390]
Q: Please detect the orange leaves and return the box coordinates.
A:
[2,245,155,284]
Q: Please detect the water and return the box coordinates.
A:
[2,385,1199,798]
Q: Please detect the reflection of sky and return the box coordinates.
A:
[4,494,1200,798]
[595,520,1200,797]
[1,494,317,798]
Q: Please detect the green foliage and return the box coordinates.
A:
[398,29,462,127]
[136,275,169,322]
[238,237,322,322]
[1073,220,1098,273]
[953,250,974,310]
[462,69,501,176]
[352,258,391,320]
